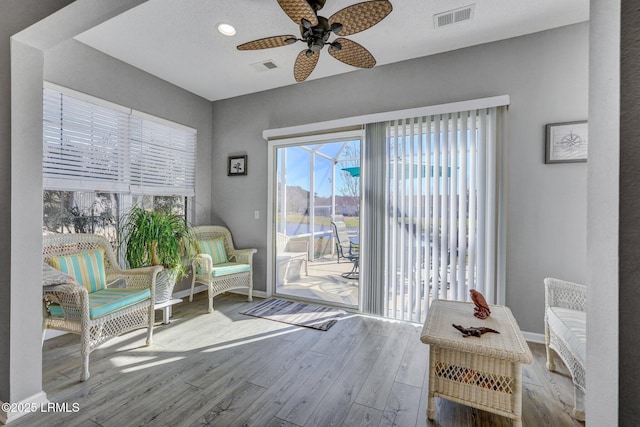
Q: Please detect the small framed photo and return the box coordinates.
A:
[545,121,588,164]
[228,155,247,176]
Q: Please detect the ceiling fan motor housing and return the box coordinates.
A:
[300,16,338,52]
[306,0,327,11]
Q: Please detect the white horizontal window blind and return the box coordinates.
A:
[129,115,196,196]
[43,89,130,192]
[43,86,196,197]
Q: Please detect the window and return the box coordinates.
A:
[42,84,196,244]
[43,191,186,243]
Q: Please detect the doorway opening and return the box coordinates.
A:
[272,132,362,308]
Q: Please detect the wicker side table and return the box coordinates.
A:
[420,300,533,427]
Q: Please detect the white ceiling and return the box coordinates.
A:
[75,0,589,102]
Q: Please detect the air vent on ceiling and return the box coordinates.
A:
[250,60,280,72]
[434,4,475,29]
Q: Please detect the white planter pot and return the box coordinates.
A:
[155,268,178,303]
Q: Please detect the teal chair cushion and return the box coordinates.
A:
[210,262,251,277]
[48,288,150,319]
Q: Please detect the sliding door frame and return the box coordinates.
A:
[266,129,364,310]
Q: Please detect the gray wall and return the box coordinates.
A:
[587,0,640,424]
[0,0,74,405]
[619,1,640,422]
[212,22,589,334]
[44,39,213,294]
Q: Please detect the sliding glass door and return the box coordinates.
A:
[270,132,362,308]
[266,101,506,321]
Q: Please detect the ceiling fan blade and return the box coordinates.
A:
[328,38,376,68]
[277,0,318,27]
[294,49,319,82]
[237,35,298,50]
[328,0,392,36]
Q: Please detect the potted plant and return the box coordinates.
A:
[118,205,194,303]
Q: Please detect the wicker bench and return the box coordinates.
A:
[544,277,586,421]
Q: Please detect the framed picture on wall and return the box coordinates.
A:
[228,155,247,176]
[545,121,588,164]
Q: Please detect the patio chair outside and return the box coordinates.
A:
[330,215,359,279]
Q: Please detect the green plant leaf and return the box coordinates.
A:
[118,205,195,277]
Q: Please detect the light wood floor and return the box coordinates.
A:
[15,293,584,427]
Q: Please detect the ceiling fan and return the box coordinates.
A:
[237,0,393,82]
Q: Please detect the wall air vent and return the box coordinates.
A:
[250,60,280,72]
[434,4,475,29]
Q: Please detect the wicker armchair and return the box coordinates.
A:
[544,277,586,421]
[190,225,256,312]
[43,234,161,381]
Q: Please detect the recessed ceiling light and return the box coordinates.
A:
[217,23,236,37]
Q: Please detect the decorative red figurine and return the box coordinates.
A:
[470,289,491,319]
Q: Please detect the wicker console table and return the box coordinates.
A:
[420,299,533,426]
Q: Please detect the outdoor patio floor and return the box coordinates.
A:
[276,255,359,307]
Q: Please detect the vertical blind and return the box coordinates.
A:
[43,86,196,196]
[383,106,507,323]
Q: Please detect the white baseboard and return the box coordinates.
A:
[229,288,268,299]
[172,285,267,300]
[43,329,68,341]
[172,286,201,300]
[0,391,48,424]
[522,331,545,344]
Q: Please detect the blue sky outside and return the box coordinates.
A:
[278,140,361,198]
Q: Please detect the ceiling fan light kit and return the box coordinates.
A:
[237,0,392,82]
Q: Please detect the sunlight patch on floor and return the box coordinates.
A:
[120,356,186,373]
